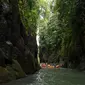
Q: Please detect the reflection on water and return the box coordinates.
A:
[1,68,85,85]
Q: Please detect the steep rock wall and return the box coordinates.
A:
[0,0,40,83]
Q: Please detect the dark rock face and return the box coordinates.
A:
[0,59,26,83]
[0,0,40,83]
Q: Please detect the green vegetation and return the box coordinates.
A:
[0,0,85,83]
[19,0,39,35]
[39,0,85,69]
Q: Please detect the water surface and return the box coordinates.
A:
[1,68,85,85]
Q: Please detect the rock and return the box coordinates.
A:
[0,66,9,83]
[17,51,36,74]
[6,66,16,81]
[34,58,41,71]
[0,59,26,83]
[12,59,26,79]
[0,0,39,83]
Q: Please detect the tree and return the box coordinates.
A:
[39,0,85,69]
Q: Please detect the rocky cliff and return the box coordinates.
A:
[0,0,40,83]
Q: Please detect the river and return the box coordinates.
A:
[1,68,85,85]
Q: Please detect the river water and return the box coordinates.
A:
[1,68,85,85]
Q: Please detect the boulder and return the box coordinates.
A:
[0,66,9,83]
[12,59,26,79]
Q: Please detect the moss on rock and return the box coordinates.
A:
[0,59,26,83]
[0,66,9,83]
[6,66,16,81]
[12,59,26,78]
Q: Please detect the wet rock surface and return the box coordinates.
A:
[0,0,40,83]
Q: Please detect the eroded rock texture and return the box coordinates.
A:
[0,0,40,83]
